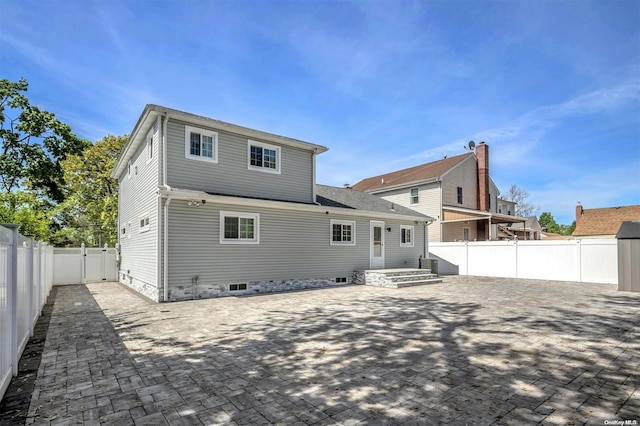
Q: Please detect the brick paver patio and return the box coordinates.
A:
[23,276,639,425]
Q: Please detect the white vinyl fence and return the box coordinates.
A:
[0,224,54,401]
[53,244,118,285]
[429,239,617,284]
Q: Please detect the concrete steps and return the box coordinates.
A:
[353,268,442,289]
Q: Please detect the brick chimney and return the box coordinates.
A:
[476,142,490,211]
[575,202,583,222]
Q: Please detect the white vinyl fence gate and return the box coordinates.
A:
[53,244,117,285]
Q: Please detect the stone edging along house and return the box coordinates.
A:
[111,105,435,302]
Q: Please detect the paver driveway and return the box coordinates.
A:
[25,277,639,425]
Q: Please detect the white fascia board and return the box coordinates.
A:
[367,177,440,194]
[147,105,329,155]
[158,188,434,224]
[111,106,159,179]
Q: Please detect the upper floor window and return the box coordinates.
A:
[139,213,150,233]
[248,140,281,174]
[457,187,463,204]
[220,211,260,244]
[400,225,414,247]
[146,126,155,163]
[185,125,218,163]
[331,219,355,245]
[410,188,419,205]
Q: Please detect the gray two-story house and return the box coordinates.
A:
[112,105,434,302]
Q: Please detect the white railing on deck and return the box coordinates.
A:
[429,239,618,284]
[0,224,53,401]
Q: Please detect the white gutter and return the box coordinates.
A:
[158,187,434,223]
[367,177,440,195]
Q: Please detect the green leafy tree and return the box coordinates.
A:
[1,78,89,202]
[0,191,52,241]
[538,211,561,234]
[55,134,127,246]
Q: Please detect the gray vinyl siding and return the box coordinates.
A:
[166,119,314,203]
[118,128,159,287]
[442,156,478,209]
[166,202,424,292]
[377,182,442,242]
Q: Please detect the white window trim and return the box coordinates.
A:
[139,212,150,233]
[220,211,260,244]
[330,219,356,246]
[400,225,414,247]
[247,140,281,175]
[185,125,218,163]
[410,188,419,205]
[127,222,131,239]
[146,127,155,164]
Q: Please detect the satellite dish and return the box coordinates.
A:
[468,141,476,150]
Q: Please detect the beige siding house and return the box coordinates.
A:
[353,143,526,242]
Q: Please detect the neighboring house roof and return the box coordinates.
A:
[351,153,473,192]
[541,231,568,240]
[316,184,433,220]
[509,216,541,231]
[573,205,640,236]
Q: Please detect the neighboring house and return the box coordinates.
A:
[352,143,526,242]
[498,216,543,240]
[573,203,640,238]
[111,105,434,302]
[497,199,516,216]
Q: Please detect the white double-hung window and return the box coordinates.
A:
[248,140,280,174]
[400,225,414,247]
[220,211,260,244]
[185,125,218,162]
[330,219,356,245]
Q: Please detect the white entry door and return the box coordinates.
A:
[370,221,385,269]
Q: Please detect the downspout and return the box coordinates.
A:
[161,113,172,302]
[163,196,171,302]
[312,149,320,205]
[155,115,162,300]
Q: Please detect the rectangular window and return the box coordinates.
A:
[410,188,419,205]
[400,225,414,247]
[248,140,281,174]
[147,126,155,163]
[463,227,470,241]
[457,187,463,204]
[220,211,260,244]
[229,283,248,291]
[335,277,348,283]
[330,219,356,245]
[139,213,150,233]
[185,125,218,163]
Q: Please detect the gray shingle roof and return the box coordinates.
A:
[316,185,432,220]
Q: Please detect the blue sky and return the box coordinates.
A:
[1,0,638,225]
